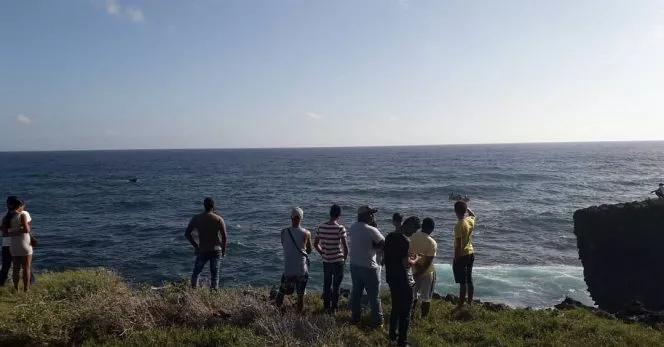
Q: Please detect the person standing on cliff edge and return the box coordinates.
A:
[314,204,348,313]
[453,201,476,307]
[185,197,228,290]
[276,207,313,313]
[348,205,385,327]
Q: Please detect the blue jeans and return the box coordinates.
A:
[323,262,344,310]
[350,264,383,325]
[191,250,222,289]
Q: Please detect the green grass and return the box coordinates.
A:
[0,269,662,346]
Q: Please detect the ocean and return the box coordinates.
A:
[1,142,662,308]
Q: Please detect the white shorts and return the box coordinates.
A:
[413,271,436,302]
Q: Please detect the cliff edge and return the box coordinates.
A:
[574,199,664,312]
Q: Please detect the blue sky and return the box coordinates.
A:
[1,0,663,150]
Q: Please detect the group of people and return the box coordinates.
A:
[0,196,37,292]
[185,198,477,347]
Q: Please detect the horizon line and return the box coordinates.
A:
[1,139,662,154]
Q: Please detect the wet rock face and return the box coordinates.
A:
[574,199,664,312]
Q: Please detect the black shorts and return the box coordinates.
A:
[453,254,475,284]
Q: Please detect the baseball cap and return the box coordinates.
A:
[357,205,378,215]
[291,207,304,219]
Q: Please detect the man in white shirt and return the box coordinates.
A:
[348,205,385,327]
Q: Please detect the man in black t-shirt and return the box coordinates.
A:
[384,216,421,347]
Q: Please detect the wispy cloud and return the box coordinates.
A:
[106,0,145,23]
[16,114,33,125]
[307,112,323,119]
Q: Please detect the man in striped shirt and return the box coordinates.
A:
[314,204,349,313]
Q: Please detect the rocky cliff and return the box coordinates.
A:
[574,199,664,312]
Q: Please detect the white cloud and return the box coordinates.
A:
[125,7,145,23]
[397,0,411,9]
[105,130,118,137]
[307,112,323,119]
[106,0,120,14]
[16,114,32,125]
[105,0,145,23]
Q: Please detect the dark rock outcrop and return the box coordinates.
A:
[574,199,664,312]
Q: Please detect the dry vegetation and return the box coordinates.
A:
[0,269,663,346]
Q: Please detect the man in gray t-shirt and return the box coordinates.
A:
[185,197,227,290]
[348,205,385,326]
[276,207,313,313]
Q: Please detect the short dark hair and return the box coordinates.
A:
[422,218,434,234]
[330,204,341,219]
[454,201,467,216]
[204,197,215,211]
[402,216,421,231]
[392,213,403,224]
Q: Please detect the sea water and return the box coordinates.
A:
[1,142,662,307]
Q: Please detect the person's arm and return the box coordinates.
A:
[305,231,313,255]
[341,230,349,261]
[20,214,30,234]
[184,218,198,252]
[371,227,385,250]
[219,218,228,257]
[454,226,463,261]
[314,228,324,256]
[467,208,476,218]
[404,255,422,267]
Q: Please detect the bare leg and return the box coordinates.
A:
[12,256,22,291]
[467,282,474,305]
[22,255,32,292]
[422,302,431,318]
[459,283,467,307]
[411,299,418,320]
[297,295,304,313]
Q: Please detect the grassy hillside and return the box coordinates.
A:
[0,269,662,346]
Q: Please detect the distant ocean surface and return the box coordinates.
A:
[1,142,663,308]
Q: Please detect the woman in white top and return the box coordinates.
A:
[1,196,33,291]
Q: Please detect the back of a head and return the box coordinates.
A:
[3,196,20,228]
[454,201,467,217]
[402,216,421,235]
[6,196,20,211]
[330,204,341,219]
[203,197,215,212]
[392,213,403,226]
[422,217,435,234]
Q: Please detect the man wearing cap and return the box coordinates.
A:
[348,205,385,327]
[185,197,228,290]
[276,207,313,313]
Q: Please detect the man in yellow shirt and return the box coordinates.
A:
[453,201,476,307]
[409,217,437,319]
